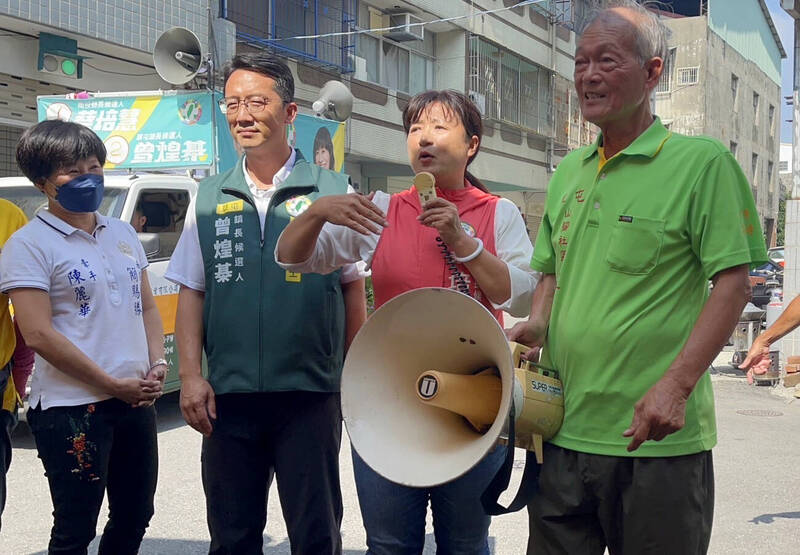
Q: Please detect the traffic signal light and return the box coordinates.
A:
[38,32,85,79]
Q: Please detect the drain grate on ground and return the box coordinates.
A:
[736,409,783,417]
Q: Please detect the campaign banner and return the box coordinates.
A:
[292,114,346,173]
[37,91,220,170]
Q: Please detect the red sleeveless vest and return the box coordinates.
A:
[370,183,503,325]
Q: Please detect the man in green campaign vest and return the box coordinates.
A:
[508,4,767,554]
[165,53,366,555]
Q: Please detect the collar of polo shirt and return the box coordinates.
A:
[36,209,109,236]
[582,117,672,163]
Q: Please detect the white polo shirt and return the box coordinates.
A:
[0,210,150,409]
[167,153,365,291]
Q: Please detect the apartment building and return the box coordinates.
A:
[653,0,785,245]
[0,0,605,237]
[0,0,239,176]
[221,0,601,237]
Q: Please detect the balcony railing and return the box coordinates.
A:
[221,0,356,73]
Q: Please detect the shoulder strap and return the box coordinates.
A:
[480,399,542,515]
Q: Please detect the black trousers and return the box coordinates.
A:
[0,407,15,532]
[528,443,714,555]
[0,359,14,532]
[202,391,343,555]
[27,399,158,555]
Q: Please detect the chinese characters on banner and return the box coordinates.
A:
[37,93,217,170]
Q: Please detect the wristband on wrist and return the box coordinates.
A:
[453,238,484,263]
[149,358,169,370]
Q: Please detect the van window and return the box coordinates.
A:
[132,189,191,261]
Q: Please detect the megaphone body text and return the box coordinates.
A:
[415,346,564,464]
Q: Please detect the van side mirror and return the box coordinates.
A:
[138,232,161,259]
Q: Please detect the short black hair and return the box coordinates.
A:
[16,120,106,185]
[313,127,335,170]
[222,53,294,104]
[403,90,490,193]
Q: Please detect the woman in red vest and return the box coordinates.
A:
[277,90,537,553]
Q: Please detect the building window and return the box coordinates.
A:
[409,52,433,96]
[353,2,434,95]
[655,47,676,93]
[222,0,269,38]
[382,41,409,92]
[753,92,760,118]
[553,74,597,149]
[752,153,758,184]
[731,74,739,105]
[355,34,380,82]
[222,0,357,73]
[768,160,774,185]
[676,67,699,86]
[780,160,789,172]
[769,104,775,130]
[730,141,738,157]
[469,35,552,135]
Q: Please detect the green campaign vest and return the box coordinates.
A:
[196,152,349,394]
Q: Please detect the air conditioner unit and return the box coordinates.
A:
[385,13,424,42]
[468,91,486,116]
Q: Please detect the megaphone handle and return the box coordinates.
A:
[480,396,542,516]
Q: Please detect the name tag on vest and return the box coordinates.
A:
[216,200,244,214]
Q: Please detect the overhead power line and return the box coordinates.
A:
[260,0,547,43]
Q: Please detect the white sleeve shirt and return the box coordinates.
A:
[166,156,365,291]
[275,191,539,317]
[0,211,151,409]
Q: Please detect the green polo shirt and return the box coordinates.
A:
[532,118,767,457]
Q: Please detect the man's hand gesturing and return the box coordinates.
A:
[309,193,387,235]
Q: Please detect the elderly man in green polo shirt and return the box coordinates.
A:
[508,3,767,554]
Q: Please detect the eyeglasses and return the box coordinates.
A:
[219,97,269,115]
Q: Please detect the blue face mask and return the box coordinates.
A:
[54,173,104,213]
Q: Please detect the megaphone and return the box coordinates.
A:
[341,287,564,489]
[153,27,205,85]
[312,80,353,121]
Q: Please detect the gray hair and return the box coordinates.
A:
[580,1,670,64]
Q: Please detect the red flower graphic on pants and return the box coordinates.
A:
[66,406,100,481]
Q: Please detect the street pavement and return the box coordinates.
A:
[1,348,799,554]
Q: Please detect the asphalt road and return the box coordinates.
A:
[1,353,798,554]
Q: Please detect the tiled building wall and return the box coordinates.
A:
[0,0,212,53]
[0,124,23,177]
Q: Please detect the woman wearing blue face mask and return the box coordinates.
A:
[0,120,165,554]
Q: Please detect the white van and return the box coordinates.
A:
[0,173,198,394]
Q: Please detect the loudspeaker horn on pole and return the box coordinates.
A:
[341,287,564,489]
[312,80,353,121]
[153,27,205,85]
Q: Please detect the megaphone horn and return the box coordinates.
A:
[415,369,502,432]
[341,287,565,489]
[174,51,201,68]
[153,27,204,85]
[312,80,353,122]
